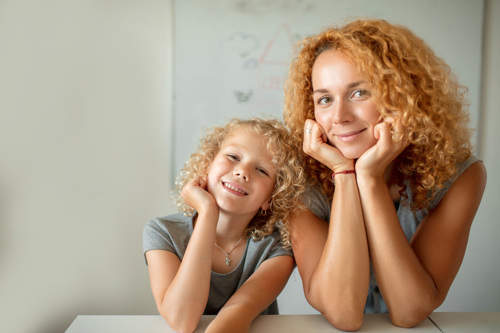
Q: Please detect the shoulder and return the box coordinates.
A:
[249,228,293,259]
[429,155,485,210]
[143,213,193,251]
[144,213,192,235]
[301,184,331,222]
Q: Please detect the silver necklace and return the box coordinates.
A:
[214,236,244,266]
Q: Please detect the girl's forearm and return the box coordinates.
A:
[160,211,218,331]
[205,303,254,333]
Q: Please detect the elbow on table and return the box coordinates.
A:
[388,302,437,328]
[159,309,199,333]
[321,306,364,331]
[304,289,364,331]
[390,312,429,329]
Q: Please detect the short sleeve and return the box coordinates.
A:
[142,218,176,264]
[303,185,331,222]
[266,235,293,259]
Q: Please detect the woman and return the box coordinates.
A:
[283,19,486,331]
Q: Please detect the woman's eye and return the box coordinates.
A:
[353,89,370,98]
[317,96,332,105]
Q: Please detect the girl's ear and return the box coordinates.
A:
[261,199,271,211]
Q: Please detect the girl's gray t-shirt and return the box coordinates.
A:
[143,213,293,315]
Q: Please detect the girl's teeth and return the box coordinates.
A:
[224,183,245,194]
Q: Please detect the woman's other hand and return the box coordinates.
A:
[356,117,409,178]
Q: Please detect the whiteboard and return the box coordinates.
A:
[172,0,484,179]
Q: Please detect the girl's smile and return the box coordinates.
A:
[221,180,248,196]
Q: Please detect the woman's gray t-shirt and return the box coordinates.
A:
[143,213,293,315]
[304,155,480,313]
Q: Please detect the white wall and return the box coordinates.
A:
[0,1,173,332]
[437,0,500,312]
[0,1,498,333]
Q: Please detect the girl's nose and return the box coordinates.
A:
[233,167,249,181]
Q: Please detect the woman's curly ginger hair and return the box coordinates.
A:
[284,19,472,210]
[174,118,307,247]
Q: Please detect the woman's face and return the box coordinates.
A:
[311,49,381,159]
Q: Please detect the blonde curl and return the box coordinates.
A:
[173,118,307,247]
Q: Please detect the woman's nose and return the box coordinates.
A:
[332,100,353,124]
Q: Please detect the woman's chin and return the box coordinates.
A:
[338,148,363,160]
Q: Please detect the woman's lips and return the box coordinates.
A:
[336,129,365,142]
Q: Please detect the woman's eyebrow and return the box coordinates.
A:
[347,81,365,88]
[313,81,366,94]
[312,88,328,95]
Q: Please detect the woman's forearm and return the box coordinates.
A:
[357,175,440,326]
[307,173,370,330]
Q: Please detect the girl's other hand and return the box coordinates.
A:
[302,119,353,172]
[181,176,219,216]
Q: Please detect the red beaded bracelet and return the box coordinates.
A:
[331,170,356,185]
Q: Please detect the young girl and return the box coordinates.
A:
[143,118,306,333]
[284,19,486,330]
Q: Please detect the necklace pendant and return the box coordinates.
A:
[225,256,231,266]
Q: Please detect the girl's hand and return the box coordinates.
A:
[302,119,353,171]
[181,176,219,216]
[356,117,409,178]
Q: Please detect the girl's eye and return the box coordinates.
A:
[256,168,269,176]
[227,154,240,161]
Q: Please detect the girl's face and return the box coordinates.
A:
[312,49,381,159]
[207,127,276,218]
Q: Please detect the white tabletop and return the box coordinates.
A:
[429,312,500,333]
[65,314,440,332]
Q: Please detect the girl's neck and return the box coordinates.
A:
[214,211,253,244]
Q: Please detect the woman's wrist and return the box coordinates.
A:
[331,160,355,173]
[355,172,386,190]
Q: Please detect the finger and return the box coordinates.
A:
[309,123,328,150]
[392,117,404,142]
[303,119,317,149]
[375,122,391,144]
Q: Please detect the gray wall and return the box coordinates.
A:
[0,1,498,333]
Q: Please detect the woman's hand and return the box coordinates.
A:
[356,117,409,178]
[302,119,353,171]
[181,176,219,216]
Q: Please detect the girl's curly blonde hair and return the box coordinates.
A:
[174,118,307,247]
[284,19,472,210]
